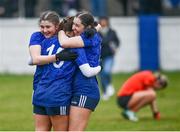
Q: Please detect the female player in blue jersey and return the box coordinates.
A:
[58,11,102,131]
[58,16,102,77]
[29,12,101,131]
[29,11,79,131]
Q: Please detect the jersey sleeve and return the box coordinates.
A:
[29,32,45,46]
[81,32,102,48]
[72,48,101,77]
[73,48,88,66]
[80,33,93,47]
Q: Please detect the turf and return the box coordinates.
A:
[0,72,179,131]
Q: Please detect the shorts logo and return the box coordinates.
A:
[71,101,78,104]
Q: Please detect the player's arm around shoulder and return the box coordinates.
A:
[58,30,84,48]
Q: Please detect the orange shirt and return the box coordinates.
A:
[117,71,156,97]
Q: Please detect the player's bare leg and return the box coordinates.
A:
[69,106,92,131]
[50,115,69,131]
[128,88,156,112]
[34,114,52,131]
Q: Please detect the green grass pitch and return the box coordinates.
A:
[0,71,180,131]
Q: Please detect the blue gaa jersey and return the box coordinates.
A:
[72,32,102,99]
[73,48,88,66]
[33,35,89,107]
[29,32,46,91]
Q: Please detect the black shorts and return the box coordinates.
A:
[117,95,132,110]
[33,105,70,115]
[71,95,100,111]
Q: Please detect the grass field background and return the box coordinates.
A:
[0,71,180,131]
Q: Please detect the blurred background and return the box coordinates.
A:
[0,0,180,18]
[0,0,180,74]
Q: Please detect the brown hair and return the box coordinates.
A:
[76,11,96,28]
[39,11,60,27]
[75,11,98,38]
[59,16,74,32]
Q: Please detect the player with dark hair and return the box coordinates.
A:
[58,16,102,77]
[117,70,168,122]
[58,11,102,131]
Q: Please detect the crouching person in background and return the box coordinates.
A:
[117,70,168,122]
